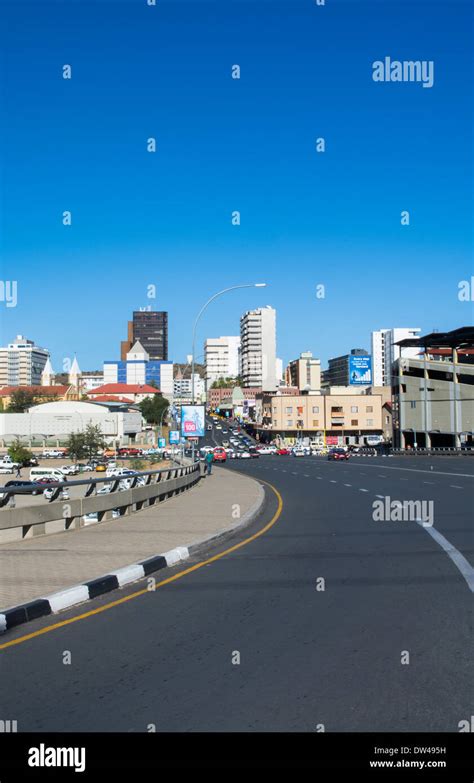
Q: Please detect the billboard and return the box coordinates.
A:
[181,405,205,438]
[349,355,372,385]
[169,430,179,444]
[158,437,166,448]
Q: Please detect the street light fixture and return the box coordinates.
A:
[191,283,268,404]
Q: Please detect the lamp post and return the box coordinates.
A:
[191,283,267,404]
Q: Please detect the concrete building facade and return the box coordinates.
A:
[0,336,49,387]
[285,351,321,392]
[240,306,277,391]
[371,327,421,386]
[204,336,241,388]
[104,341,174,398]
[392,327,474,449]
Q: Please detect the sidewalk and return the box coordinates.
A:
[0,468,263,609]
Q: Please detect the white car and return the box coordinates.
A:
[293,449,305,457]
[0,465,14,474]
[60,465,79,476]
[257,446,273,455]
[240,451,251,459]
[215,425,222,430]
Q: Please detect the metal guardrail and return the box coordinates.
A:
[390,448,473,456]
[0,460,203,544]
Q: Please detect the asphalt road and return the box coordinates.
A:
[0,425,472,732]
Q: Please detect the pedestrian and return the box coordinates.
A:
[205,450,213,476]
[15,464,21,478]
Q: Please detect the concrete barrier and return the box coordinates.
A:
[0,462,203,544]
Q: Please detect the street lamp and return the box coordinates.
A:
[191,283,267,404]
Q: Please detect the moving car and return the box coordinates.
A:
[327,448,350,461]
[29,467,65,482]
[213,447,227,462]
[240,451,251,459]
[292,449,305,457]
[248,447,259,458]
[95,463,107,472]
[277,448,290,456]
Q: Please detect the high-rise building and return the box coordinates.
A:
[121,311,168,361]
[0,335,49,387]
[240,306,277,390]
[324,348,369,387]
[204,336,241,389]
[371,328,421,386]
[286,351,321,391]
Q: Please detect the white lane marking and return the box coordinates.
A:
[317,476,323,480]
[378,475,387,478]
[450,485,463,489]
[359,488,368,492]
[303,474,310,478]
[292,472,298,475]
[346,463,474,479]
[344,483,352,487]
[423,481,434,485]
[330,480,337,483]
[375,494,385,499]
[417,522,474,592]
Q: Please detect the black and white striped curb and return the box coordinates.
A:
[0,481,265,635]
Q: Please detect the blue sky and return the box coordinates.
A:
[1,0,472,372]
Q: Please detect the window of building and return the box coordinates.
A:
[350,406,358,413]
[351,419,358,426]
[331,406,343,413]
[312,420,319,427]
[273,406,277,412]
[285,406,293,414]
[385,415,390,424]
[366,406,373,413]
[273,420,277,427]
[287,420,293,427]
[366,419,374,426]
[312,406,319,414]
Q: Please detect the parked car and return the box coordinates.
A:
[0,480,43,500]
[95,463,107,472]
[328,448,350,461]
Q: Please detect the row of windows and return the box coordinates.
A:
[281,419,375,428]
[278,405,374,414]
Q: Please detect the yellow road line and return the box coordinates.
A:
[0,479,283,651]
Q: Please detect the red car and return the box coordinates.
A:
[327,448,350,461]
[213,447,227,462]
[277,448,290,456]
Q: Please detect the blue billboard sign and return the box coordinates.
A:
[181,405,205,438]
[349,355,372,385]
[169,430,179,444]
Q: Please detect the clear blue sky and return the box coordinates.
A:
[1,0,472,372]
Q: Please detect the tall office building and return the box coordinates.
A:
[0,335,49,387]
[121,311,168,361]
[324,348,369,387]
[240,306,277,390]
[204,336,241,388]
[371,328,421,386]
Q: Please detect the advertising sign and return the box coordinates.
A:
[169,430,179,444]
[158,437,166,448]
[349,355,372,385]
[181,405,205,438]
[326,436,339,446]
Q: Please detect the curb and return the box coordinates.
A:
[0,478,265,635]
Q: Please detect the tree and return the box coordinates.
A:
[139,395,169,425]
[8,438,33,464]
[83,423,106,460]
[7,389,36,412]
[66,432,87,463]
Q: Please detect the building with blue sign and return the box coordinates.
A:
[103,341,174,398]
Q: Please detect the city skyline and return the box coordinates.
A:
[1,0,472,368]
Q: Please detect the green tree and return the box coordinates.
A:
[139,395,169,425]
[83,423,106,460]
[8,438,33,464]
[66,432,87,463]
[7,389,36,412]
